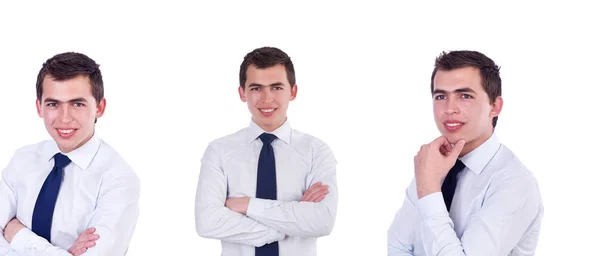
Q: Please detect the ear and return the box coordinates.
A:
[36,99,42,118]
[238,86,247,102]
[490,96,503,118]
[290,84,298,101]
[96,98,107,119]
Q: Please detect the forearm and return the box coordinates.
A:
[9,228,71,256]
[196,203,285,246]
[246,197,337,238]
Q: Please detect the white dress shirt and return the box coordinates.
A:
[388,133,543,256]
[195,120,338,256]
[0,133,140,255]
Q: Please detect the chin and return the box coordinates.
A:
[441,133,462,145]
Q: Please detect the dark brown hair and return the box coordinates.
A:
[36,52,103,103]
[430,50,501,127]
[239,47,295,88]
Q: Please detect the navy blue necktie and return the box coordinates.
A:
[441,159,465,212]
[255,133,279,256]
[32,153,71,242]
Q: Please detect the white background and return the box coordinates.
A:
[1,1,598,255]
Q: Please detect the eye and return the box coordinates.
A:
[273,86,284,90]
[461,94,473,99]
[434,95,446,100]
[250,87,260,91]
[74,102,85,107]
[46,103,57,107]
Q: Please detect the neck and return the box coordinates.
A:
[254,117,286,133]
[459,129,493,157]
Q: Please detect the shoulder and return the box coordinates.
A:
[290,129,336,160]
[208,127,248,150]
[3,140,53,177]
[488,144,541,200]
[94,139,139,182]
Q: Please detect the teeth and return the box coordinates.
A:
[261,109,275,113]
[58,129,74,134]
[446,123,461,127]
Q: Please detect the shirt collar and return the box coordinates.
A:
[41,132,101,171]
[247,119,292,144]
[459,132,501,175]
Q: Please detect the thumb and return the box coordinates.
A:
[449,139,466,159]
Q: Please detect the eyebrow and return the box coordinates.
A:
[432,88,477,95]
[43,97,89,103]
[247,82,285,88]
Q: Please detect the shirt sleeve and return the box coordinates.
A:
[387,179,418,256]
[195,143,286,247]
[246,141,338,238]
[0,154,19,255]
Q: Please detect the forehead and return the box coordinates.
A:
[245,64,289,86]
[41,75,94,100]
[433,67,484,92]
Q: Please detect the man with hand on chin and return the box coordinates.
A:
[388,50,543,256]
[195,46,338,256]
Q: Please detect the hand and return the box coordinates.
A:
[414,136,465,199]
[301,182,329,203]
[3,218,25,242]
[225,197,251,215]
[68,228,99,256]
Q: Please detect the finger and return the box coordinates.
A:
[86,241,97,248]
[73,247,86,256]
[313,193,326,203]
[302,183,323,200]
[306,182,322,192]
[307,186,328,202]
[449,139,466,158]
[431,136,448,147]
[82,227,96,234]
[82,233,100,242]
[442,139,453,154]
[309,190,327,202]
[439,145,449,156]
[70,242,86,255]
[305,188,322,202]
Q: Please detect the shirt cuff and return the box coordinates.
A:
[268,227,286,243]
[417,192,448,218]
[247,198,279,219]
[10,227,43,254]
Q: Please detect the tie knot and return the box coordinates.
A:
[53,153,71,169]
[451,159,465,173]
[259,133,277,144]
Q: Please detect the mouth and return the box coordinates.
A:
[443,121,464,132]
[56,128,77,139]
[259,108,277,117]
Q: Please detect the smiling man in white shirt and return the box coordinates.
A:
[195,46,338,256]
[387,50,543,255]
[0,52,140,255]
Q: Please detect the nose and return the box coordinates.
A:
[58,105,74,123]
[260,88,274,103]
[445,97,460,115]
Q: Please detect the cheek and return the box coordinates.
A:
[433,104,444,119]
[246,93,261,106]
[42,110,58,123]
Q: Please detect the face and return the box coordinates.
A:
[432,67,502,156]
[36,75,106,153]
[238,64,297,132]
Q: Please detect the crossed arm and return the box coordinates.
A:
[1,160,140,256]
[195,143,338,246]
